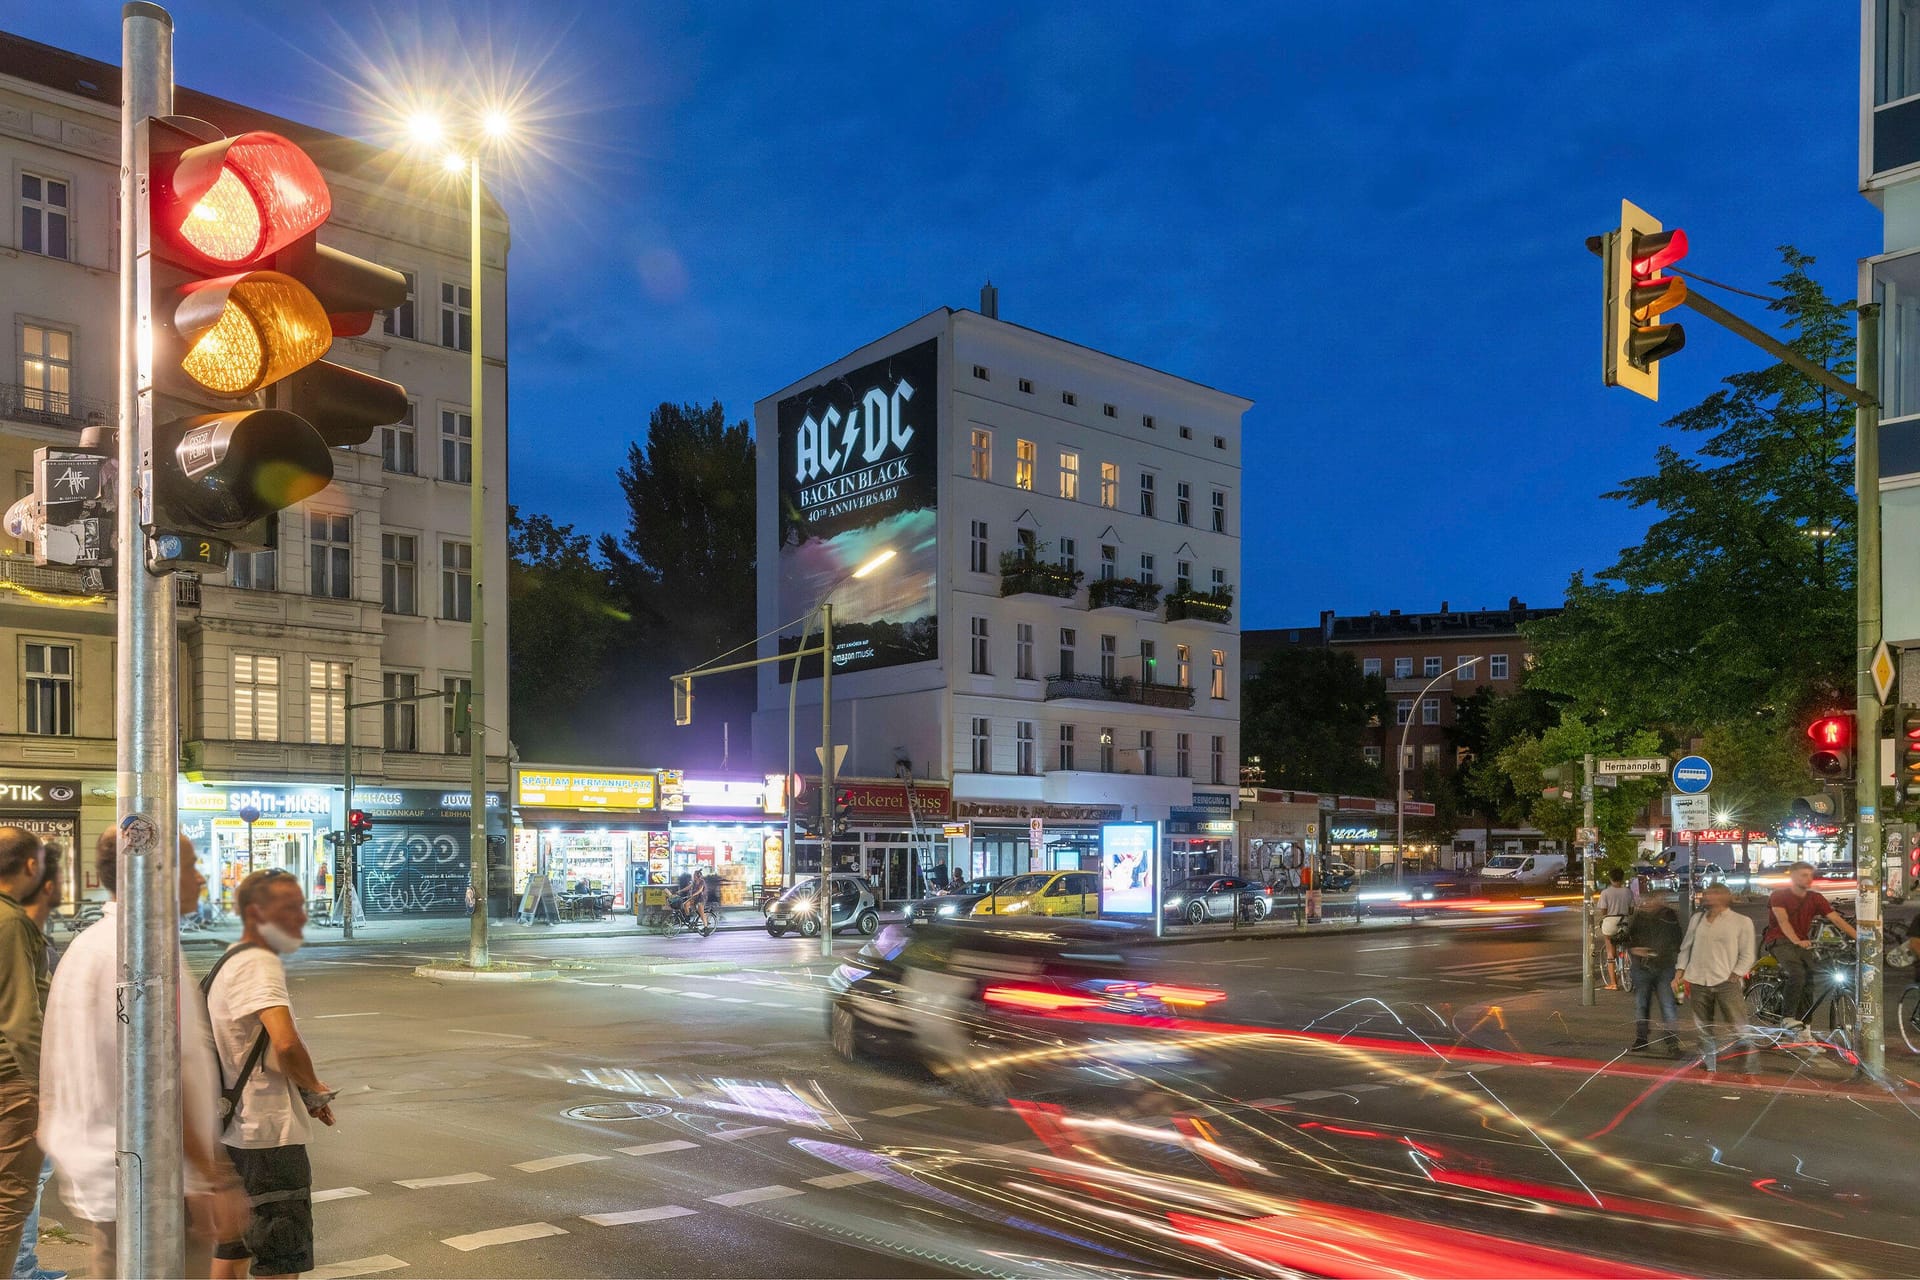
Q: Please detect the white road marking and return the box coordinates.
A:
[716,996,752,1003]
[871,1103,938,1117]
[307,1254,409,1279]
[806,1170,884,1189]
[446,1029,533,1040]
[676,990,717,1000]
[312,1186,370,1203]
[313,1012,383,1019]
[396,1172,494,1189]
[1340,1083,1389,1093]
[582,1205,700,1226]
[711,1125,780,1141]
[513,1153,611,1173]
[706,1184,803,1206]
[616,1139,698,1156]
[442,1222,568,1251]
[1283,1090,1344,1101]
[755,1002,787,1009]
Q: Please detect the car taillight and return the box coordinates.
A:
[1137,983,1227,1009]
[982,985,1103,1013]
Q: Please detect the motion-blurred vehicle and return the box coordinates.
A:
[969,870,1101,918]
[905,877,1008,927]
[1164,875,1272,924]
[1319,860,1358,892]
[1477,851,1567,887]
[828,917,1225,1100]
[765,873,880,938]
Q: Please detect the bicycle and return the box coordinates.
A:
[645,895,716,938]
[1744,927,1857,1036]
[1899,983,1920,1053]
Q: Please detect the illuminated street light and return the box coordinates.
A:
[441,149,468,174]
[483,108,513,140]
[406,112,444,147]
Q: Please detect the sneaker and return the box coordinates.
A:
[1628,1040,1650,1053]
[28,1268,68,1280]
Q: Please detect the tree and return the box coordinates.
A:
[1241,647,1389,794]
[507,508,624,759]
[1450,682,1566,827]
[1486,712,1665,869]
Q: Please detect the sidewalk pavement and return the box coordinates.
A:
[175,904,798,948]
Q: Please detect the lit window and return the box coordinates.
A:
[1059,451,1079,500]
[19,324,73,416]
[1015,439,1035,490]
[970,428,992,480]
[308,660,348,744]
[1210,649,1226,699]
[233,653,280,742]
[1100,462,1117,508]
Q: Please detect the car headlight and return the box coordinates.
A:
[937,903,958,916]
[794,900,814,914]
[1166,896,1184,908]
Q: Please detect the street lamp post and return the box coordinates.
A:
[1395,659,1478,890]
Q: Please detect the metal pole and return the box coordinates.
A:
[467,151,489,968]
[1394,660,1474,894]
[1856,301,1886,1079]
[820,602,835,959]
[786,614,813,892]
[1581,752,1596,1007]
[341,706,355,940]
[116,5,183,1275]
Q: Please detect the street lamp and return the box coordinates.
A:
[1394,659,1477,888]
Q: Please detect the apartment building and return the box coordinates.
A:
[0,30,509,914]
[754,293,1248,895]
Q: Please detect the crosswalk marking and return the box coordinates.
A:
[616,1139,698,1156]
[871,1103,938,1117]
[806,1170,885,1189]
[582,1205,700,1226]
[308,1254,409,1278]
[313,1186,370,1203]
[513,1153,611,1173]
[706,1184,804,1206]
[441,1222,568,1251]
[396,1172,493,1189]
[711,1125,780,1141]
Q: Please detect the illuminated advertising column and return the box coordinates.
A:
[1100,822,1159,935]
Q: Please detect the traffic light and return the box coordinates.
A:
[673,676,693,726]
[833,789,855,837]
[145,117,408,570]
[1898,706,1920,804]
[348,809,374,847]
[1790,791,1840,822]
[1540,763,1573,801]
[1806,713,1854,782]
[1592,198,1688,402]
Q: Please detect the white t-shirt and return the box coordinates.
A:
[206,945,311,1150]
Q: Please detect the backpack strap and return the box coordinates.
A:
[202,943,271,1135]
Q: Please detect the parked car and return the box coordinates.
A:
[765,873,880,938]
[1164,876,1272,925]
[906,877,1008,927]
[969,870,1101,918]
[1315,861,1357,892]
[1478,851,1569,887]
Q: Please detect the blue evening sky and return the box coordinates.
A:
[10,2,1875,627]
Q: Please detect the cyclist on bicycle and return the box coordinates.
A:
[666,872,697,926]
[684,869,712,930]
[1762,860,1856,1030]
[1597,868,1636,991]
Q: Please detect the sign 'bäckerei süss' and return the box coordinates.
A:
[778,338,939,678]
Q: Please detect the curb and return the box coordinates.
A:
[1149,917,1420,947]
[412,964,561,982]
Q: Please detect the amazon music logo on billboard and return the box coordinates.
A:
[778,337,939,679]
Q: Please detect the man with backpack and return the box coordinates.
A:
[205,869,335,1280]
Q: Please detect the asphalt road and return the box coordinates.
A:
[44,914,1920,1278]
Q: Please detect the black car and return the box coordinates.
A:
[905,877,1008,927]
[1163,875,1272,925]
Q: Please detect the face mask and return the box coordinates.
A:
[258,921,303,955]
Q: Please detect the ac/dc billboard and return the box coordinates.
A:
[777,338,939,678]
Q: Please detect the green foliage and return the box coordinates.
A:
[1489,713,1665,869]
[507,508,624,759]
[1453,682,1566,826]
[1241,647,1389,794]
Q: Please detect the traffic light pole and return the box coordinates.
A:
[467,151,489,970]
[340,689,454,939]
[1856,304,1886,1081]
[117,5,187,1275]
[821,603,835,960]
[1581,753,1596,1008]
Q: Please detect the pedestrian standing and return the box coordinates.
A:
[39,832,245,1278]
[13,844,61,1280]
[206,870,334,1280]
[0,829,51,1268]
[1617,886,1684,1057]
[1673,881,1757,1073]
[1597,868,1636,990]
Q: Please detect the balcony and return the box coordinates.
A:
[0,382,113,433]
[1044,674,1195,710]
[1164,587,1233,626]
[1087,577,1162,614]
[999,550,1082,600]
[0,555,108,602]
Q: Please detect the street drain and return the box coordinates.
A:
[564,1101,673,1122]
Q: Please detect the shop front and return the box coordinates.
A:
[0,776,84,904]
[181,782,337,914]
[952,802,1115,884]
[350,787,509,918]
[1167,791,1238,881]
[810,778,953,901]
[514,767,664,909]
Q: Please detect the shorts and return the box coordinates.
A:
[219,1144,314,1277]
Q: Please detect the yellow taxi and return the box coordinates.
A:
[968,870,1100,918]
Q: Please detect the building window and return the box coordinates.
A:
[1139,553,1155,586]
[1100,462,1118,508]
[308,660,348,744]
[20,324,72,415]
[1457,656,1478,681]
[1176,644,1191,688]
[381,532,417,615]
[383,270,416,340]
[1210,649,1226,699]
[1061,391,1077,406]
[1424,656,1442,677]
[970,428,992,480]
[970,616,989,675]
[1393,657,1413,679]
[232,653,280,742]
[1059,537,1077,574]
[1363,745,1382,767]
[1059,451,1079,500]
[1015,439,1035,490]
[1363,657,1381,677]
[971,717,991,772]
[443,677,472,754]
[972,364,989,380]
[1139,730,1155,775]
[1210,567,1226,594]
[1211,490,1227,533]
[382,672,417,752]
[23,642,73,736]
[969,520,989,573]
[382,402,417,474]
[1176,732,1191,778]
[1176,482,1191,525]
[1395,698,1413,726]
[1213,435,1226,450]
[441,410,473,483]
[1018,378,1033,394]
[1490,653,1510,680]
[1211,736,1226,785]
[1100,727,1115,772]
[1143,414,1156,429]
[1016,527,1037,557]
[1016,623,1034,679]
[231,517,278,592]
[1421,743,1442,767]
[1099,544,1116,581]
[1882,0,1920,104]
[1103,403,1117,418]
[19,173,69,260]
[1017,721,1036,775]
[1100,635,1117,681]
[308,513,351,599]
[1422,696,1440,725]
[442,540,472,621]
[1058,628,1076,678]
[1176,560,1192,594]
[439,281,472,351]
[1058,724,1076,771]
[1139,472,1156,518]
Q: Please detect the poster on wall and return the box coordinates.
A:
[778,337,940,678]
[1100,823,1156,916]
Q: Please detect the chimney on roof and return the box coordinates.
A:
[1441,600,1449,613]
[1389,609,1400,617]
[1509,596,1520,610]
[981,281,999,319]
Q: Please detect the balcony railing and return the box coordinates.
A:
[999,550,1082,599]
[0,382,113,431]
[1044,674,1195,709]
[0,555,107,600]
[1087,577,1162,612]
[1164,588,1233,624]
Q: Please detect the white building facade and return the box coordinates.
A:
[754,302,1247,895]
[0,31,510,915]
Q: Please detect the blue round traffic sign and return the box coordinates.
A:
[1672,755,1713,794]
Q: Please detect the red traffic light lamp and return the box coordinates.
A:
[1806,713,1854,782]
[1593,199,1688,402]
[348,809,374,846]
[1898,707,1920,805]
[151,128,331,270]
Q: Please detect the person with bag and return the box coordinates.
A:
[206,870,335,1280]
[1617,886,1685,1056]
[1674,881,1758,1074]
[1596,868,1636,990]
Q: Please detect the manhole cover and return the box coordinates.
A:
[564,1101,672,1122]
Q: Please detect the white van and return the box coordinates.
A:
[1479,851,1568,886]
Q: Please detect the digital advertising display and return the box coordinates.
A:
[777,337,939,678]
[1100,822,1157,916]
